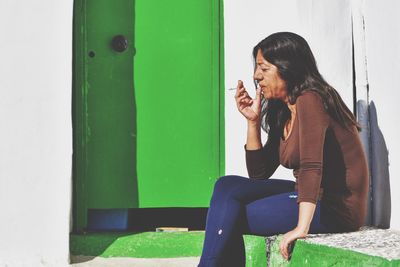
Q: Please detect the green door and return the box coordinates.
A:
[73,0,224,232]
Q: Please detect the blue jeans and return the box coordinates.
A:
[197,175,342,267]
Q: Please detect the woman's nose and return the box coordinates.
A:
[253,72,262,81]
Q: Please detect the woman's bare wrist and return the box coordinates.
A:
[246,119,262,150]
[247,119,260,127]
[295,224,310,235]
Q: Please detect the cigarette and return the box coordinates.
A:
[228,80,259,91]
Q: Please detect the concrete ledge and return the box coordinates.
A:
[265,226,400,266]
[70,255,201,267]
[70,231,267,266]
[70,227,400,266]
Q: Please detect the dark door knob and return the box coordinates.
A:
[111,35,128,52]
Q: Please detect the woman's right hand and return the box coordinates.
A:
[234,80,263,123]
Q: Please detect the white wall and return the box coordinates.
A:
[224,0,353,180]
[364,0,400,229]
[0,1,72,266]
[0,0,398,266]
[224,0,399,230]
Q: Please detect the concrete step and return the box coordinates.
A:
[70,230,267,266]
[70,255,201,267]
[70,226,400,266]
[265,226,400,266]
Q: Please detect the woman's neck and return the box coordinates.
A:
[283,96,296,116]
[287,103,296,118]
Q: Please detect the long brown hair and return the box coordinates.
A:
[252,32,362,143]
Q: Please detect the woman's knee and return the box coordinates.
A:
[213,175,242,192]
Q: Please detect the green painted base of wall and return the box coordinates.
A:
[291,240,400,267]
[70,231,400,266]
[267,235,400,267]
[70,231,266,266]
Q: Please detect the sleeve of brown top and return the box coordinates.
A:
[243,138,280,179]
[296,91,330,204]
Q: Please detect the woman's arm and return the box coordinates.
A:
[235,80,279,179]
[244,120,280,179]
[280,91,330,260]
[279,202,316,260]
[297,202,316,233]
[296,90,330,204]
[234,80,279,179]
[246,119,262,150]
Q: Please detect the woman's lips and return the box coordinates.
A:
[261,87,268,97]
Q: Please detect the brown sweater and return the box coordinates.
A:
[244,90,369,231]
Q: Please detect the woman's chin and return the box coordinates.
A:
[263,92,273,100]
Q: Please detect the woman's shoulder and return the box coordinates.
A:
[295,89,331,126]
[297,89,323,102]
[296,89,327,110]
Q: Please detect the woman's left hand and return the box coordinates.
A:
[279,227,308,260]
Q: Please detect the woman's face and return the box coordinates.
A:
[253,49,288,101]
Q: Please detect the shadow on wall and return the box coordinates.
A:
[358,99,391,229]
[369,101,391,229]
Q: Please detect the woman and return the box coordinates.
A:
[197,32,369,267]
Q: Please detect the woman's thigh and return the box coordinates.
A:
[212,175,295,204]
[241,191,335,236]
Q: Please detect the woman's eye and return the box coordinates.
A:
[262,68,269,72]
